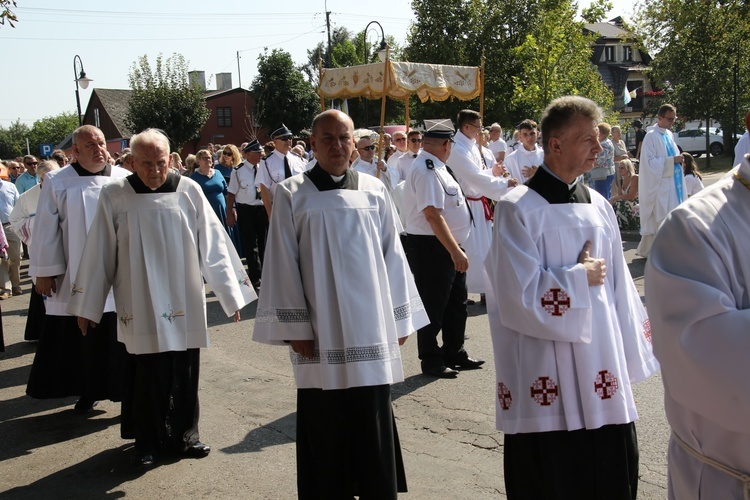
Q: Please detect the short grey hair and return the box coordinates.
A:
[37,160,60,179]
[541,96,603,152]
[130,128,170,155]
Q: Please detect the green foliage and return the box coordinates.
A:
[27,112,78,157]
[250,49,321,134]
[125,53,210,153]
[0,119,30,159]
[1,0,17,28]
[635,0,750,161]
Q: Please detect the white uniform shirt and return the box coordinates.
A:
[402,151,471,244]
[396,151,420,180]
[228,161,262,206]
[387,150,407,170]
[255,149,307,200]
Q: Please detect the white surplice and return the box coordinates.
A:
[733,131,749,168]
[9,183,41,246]
[448,131,511,293]
[351,157,400,189]
[253,170,428,390]
[646,156,750,499]
[503,145,544,185]
[485,184,658,435]
[29,165,131,316]
[67,176,256,355]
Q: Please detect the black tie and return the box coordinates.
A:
[284,155,292,179]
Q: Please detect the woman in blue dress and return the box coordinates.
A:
[191,149,233,238]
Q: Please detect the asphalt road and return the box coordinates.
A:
[0,170,728,499]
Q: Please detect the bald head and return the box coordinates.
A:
[310,110,355,176]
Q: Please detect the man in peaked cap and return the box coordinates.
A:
[402,120,485,378]
[227,139,267,290]
[255,124,308,219]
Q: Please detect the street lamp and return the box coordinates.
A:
[362,21,387,129]
[73,55,93,126]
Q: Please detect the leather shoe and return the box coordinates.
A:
[74,398,99,413]
[422,366,459,378]
[133,452,155,467]
[451,357,486,370]
[184,441,211,458]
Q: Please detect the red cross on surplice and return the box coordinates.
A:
[541,288,571,316]
[594,370,619,400]
[497,382,512,410]
[530,376,559,406]
[643,319,652,344]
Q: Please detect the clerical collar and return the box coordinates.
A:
[527,163,590,204]
[72,162,111,177]
[539,163,579,190]
[127,171,181,193]
[305,163,358,191]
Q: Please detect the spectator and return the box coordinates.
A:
[191,149,231,237]
[16,155,40,194]
[682,153,704,197]
[591,122,616,199]
[610,159,640,230]
[0,174,20,299]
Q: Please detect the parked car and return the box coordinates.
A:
[674,127,725,157]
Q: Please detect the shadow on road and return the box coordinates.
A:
[221,412,296,454]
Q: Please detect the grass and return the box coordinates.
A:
[695,154,733,173]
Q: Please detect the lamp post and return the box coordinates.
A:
[362,21,387,129]
[73,55,93,126]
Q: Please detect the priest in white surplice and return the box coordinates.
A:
[68,129,256,467]
[646,155,750,499]
[27,125,131,412]
[636,104,686,258]
[503,119,544,185]
[447,109,516,295]
[486,96,659,499]
[253,110,428,498]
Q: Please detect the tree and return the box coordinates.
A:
[28,112,78,157]
[250,49,319,134]
[510,0,613,119]
[0,119,30,159]
[635,0,750,163]
[125,53,210,153]
[1,0,17,28]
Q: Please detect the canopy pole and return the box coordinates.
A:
[478,49,486,163]
[375,49,391,179]
[405,98,410,132]
[318,55,325,111]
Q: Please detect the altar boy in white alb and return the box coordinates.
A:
[69,129,256,467]
[646,155,750,499]
[486,96,658,499]
[253,110,428,499]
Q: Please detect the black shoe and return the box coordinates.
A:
[133,452,155,467]
[74,398,99,414]
[451,358,486,370]
[184,441,211,458]
[422,366,459,378]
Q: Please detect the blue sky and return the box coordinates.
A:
[0,0,633,127]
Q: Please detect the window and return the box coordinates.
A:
[217,107,232,127]
[623,46,633,62]
[604,46,616,62]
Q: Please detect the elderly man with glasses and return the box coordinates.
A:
[386,131,408,170]
[396,130,423,180]
[16,155,40,195]
[255,124,308,219]
[351,136,399,189]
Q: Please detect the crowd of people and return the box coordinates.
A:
[1,101,749,499]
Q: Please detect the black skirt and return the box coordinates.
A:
[23,286,45,341]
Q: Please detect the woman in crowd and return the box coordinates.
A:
[215,144,240,184]
[170,152,186,175]
[682,152,705,197]
[591,122,616,199]
[610,159,640,230]
[184,154,197,176]
[191,149,232,237]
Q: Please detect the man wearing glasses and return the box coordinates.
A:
[16,155,40,195]
[351,136,399,189]
[396,130,423,180]
[255,124,308,219]
[636,104,685,258]
[386,131,408,170]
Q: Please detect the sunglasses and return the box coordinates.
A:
[410,138,423,143]
[394,138,406,142]
[10,166,19,170]
[26,162,38,166]
[359,145,377,151]
[222,151,233,156]
[275,136,293,141]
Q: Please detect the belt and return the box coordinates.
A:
[465,195,493,221]
[672,431,750,500]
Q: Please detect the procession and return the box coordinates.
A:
[2,0,750,499]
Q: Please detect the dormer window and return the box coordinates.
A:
[623,46,633,62]
[604,46,616,62]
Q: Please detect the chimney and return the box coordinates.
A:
[189,71,206,91]
[216,72,232,91]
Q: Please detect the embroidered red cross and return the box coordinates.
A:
[530,376,559,406]
[643,319,652,344]
[497,382,512,410]
[594,370,619,400]
[541,288,571,316]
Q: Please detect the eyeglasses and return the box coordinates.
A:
[466,122,483,129]
[25,162,38,166]
[410,138,423,143]
[394,138,406,142]
[10,167,19,170]
[358,145,377,151]
[222,151,233,156]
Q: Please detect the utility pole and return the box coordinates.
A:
[237,51,242,88]
[325,0,332,68]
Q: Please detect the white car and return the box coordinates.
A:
[674,127,725,157]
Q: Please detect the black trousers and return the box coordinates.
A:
[405,234,468,371]
[235,203,267,284]
[504,423,639,500]
[121,349,201,454]
[296,385,407,499]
